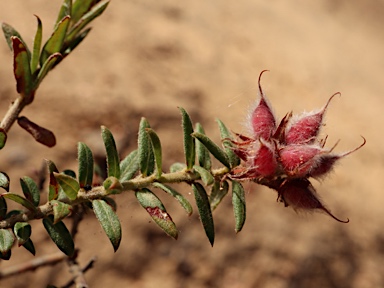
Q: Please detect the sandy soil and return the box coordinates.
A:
[1,0,384,287]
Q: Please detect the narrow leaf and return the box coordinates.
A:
[53,172,79,200]
[0,229,14,258]
[232,181,246,233]
[138,118,154,176]
[78,142,94,188]
[0,128,7,149]
[5,210,22,220]
[43,215,74,256]
[193,165,214,186]
[56,0,72,25]
[40,16,70,66]
[1,193,36,212]
[2,23,31,57]
[61,27,91,58]
[153,182,193,216]
[71,0,94,24]
[210,180,229,211]
[20,176,40,207]
[101,126,120,179]
[135,188,178,239]
[192,183,214,246]
[66,0,110,43]
[46,159,59,201]
[0,249,11,260]
[0,196,7,219]
[35,53,62,90]
[192,132,231,168]
[119,149,139,181]
[22,239,35,256]
[216,119,240,168]
[18,116,56,147]
[14,222,31,246]
[195,123,211,170]
[51,200,72,224]
[146,128,162,179]
[31,15,43,74]
[169,162,186,173]
[0,172,10,192]
[12,37,33,99]
[92,199,121,252]
[179,107,195,169]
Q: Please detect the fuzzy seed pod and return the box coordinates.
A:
[278,178,349,223]
[279,144,323,178]
[249,70,276,140]
[284,92,339,145]
[249,140,278,177]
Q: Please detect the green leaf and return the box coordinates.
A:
[66,0,110,43]
[1,193,37,212]
[22,238,36,256]
[92,199,121,252]
[153,182,193,216]
[40,16,70,66]
[78,142,94,188]
[5,210,22,219]
[232,181,246,233]
[0,128,7,150]
[146,128,162,179]
[0,196,7,219]
[210,180,229,211]
[20,176,40,207]
[195,123,211,170]
[138,118,155,176]
[51,200,72,224]
[35,53,62,90]
[192,183,214,246]
[192,132,231,168]
[216,119,240,168]
[179,107,195,169]
[119,149,139,182]
[193,165,214,186]
[169,162,186,173]
[14,222,31,246]
[71,0,94,24]
[56,0,72,25]
[101,126,120,179]
[31,15,43,75]
[103,177,123,195]
[61,27,91,58]
[2,22,31,57]
[0,172,10,192]
[53,173,79,200]
[46,159,60,201]
[135,188,178,239]
[103,197,117,212]
[43,215,74,256]
[0,229,14,259]
[12,37,34,100]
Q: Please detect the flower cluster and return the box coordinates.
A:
[230,71,365,222]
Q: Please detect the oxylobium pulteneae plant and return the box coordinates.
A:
[0,1,365,284]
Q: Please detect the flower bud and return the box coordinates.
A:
[279,178,349,223]
[249,140,278,177]
[309,137,366,178]
[284,92,339,145]
[248,70,276,140]
[279,144,323,178]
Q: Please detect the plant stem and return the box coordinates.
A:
[0,96,27,132]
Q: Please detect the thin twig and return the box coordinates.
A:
[62,257,97,288]
[0,251,66,279]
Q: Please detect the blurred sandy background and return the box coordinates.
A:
[0,0,383,287]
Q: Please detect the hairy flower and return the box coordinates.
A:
[229,71,365,222]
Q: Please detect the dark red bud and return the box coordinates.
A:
[309,137,366,178]
[279,144,323,177]
[285,92,339,145]
[18,116,56,147]
[279,178,349,223]
[249,70,276,140]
